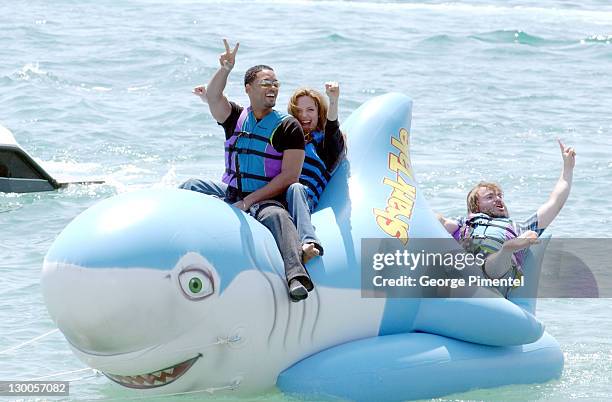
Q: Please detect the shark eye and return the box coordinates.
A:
[178,267,214,300]
[189,278,202,293]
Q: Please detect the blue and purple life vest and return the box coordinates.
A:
[300,130,331,210]
[222,107,289,194]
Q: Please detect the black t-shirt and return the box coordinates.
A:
[219,102,305,152]
[316,119,345,172]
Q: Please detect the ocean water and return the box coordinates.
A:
[1,0,611,400]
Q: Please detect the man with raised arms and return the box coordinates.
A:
[437,140,576,297]
[181,39,313,302]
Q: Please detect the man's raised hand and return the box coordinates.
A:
[558,139,576,170]
[219,39,239,71]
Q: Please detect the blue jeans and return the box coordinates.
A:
[179,178,314,290]
[286,183,323,255]
[180,178,227,199]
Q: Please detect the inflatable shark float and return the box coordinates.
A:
[42,94,563,401]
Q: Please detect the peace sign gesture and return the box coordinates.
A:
[219,39,240,71]
[558,139,576,170]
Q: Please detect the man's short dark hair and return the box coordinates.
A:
[244,65,274,86]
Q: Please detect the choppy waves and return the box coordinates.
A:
[420,30,612,47]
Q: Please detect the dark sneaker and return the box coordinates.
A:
[289,279,308,302]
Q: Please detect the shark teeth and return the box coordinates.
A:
[104,355,200,389]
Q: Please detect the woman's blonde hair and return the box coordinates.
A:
[288,88,328,133]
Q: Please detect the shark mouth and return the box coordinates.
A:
[104,355,200,389]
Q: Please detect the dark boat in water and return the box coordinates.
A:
[1,125,103,193]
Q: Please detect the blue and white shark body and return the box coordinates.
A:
[42,94,563,401]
